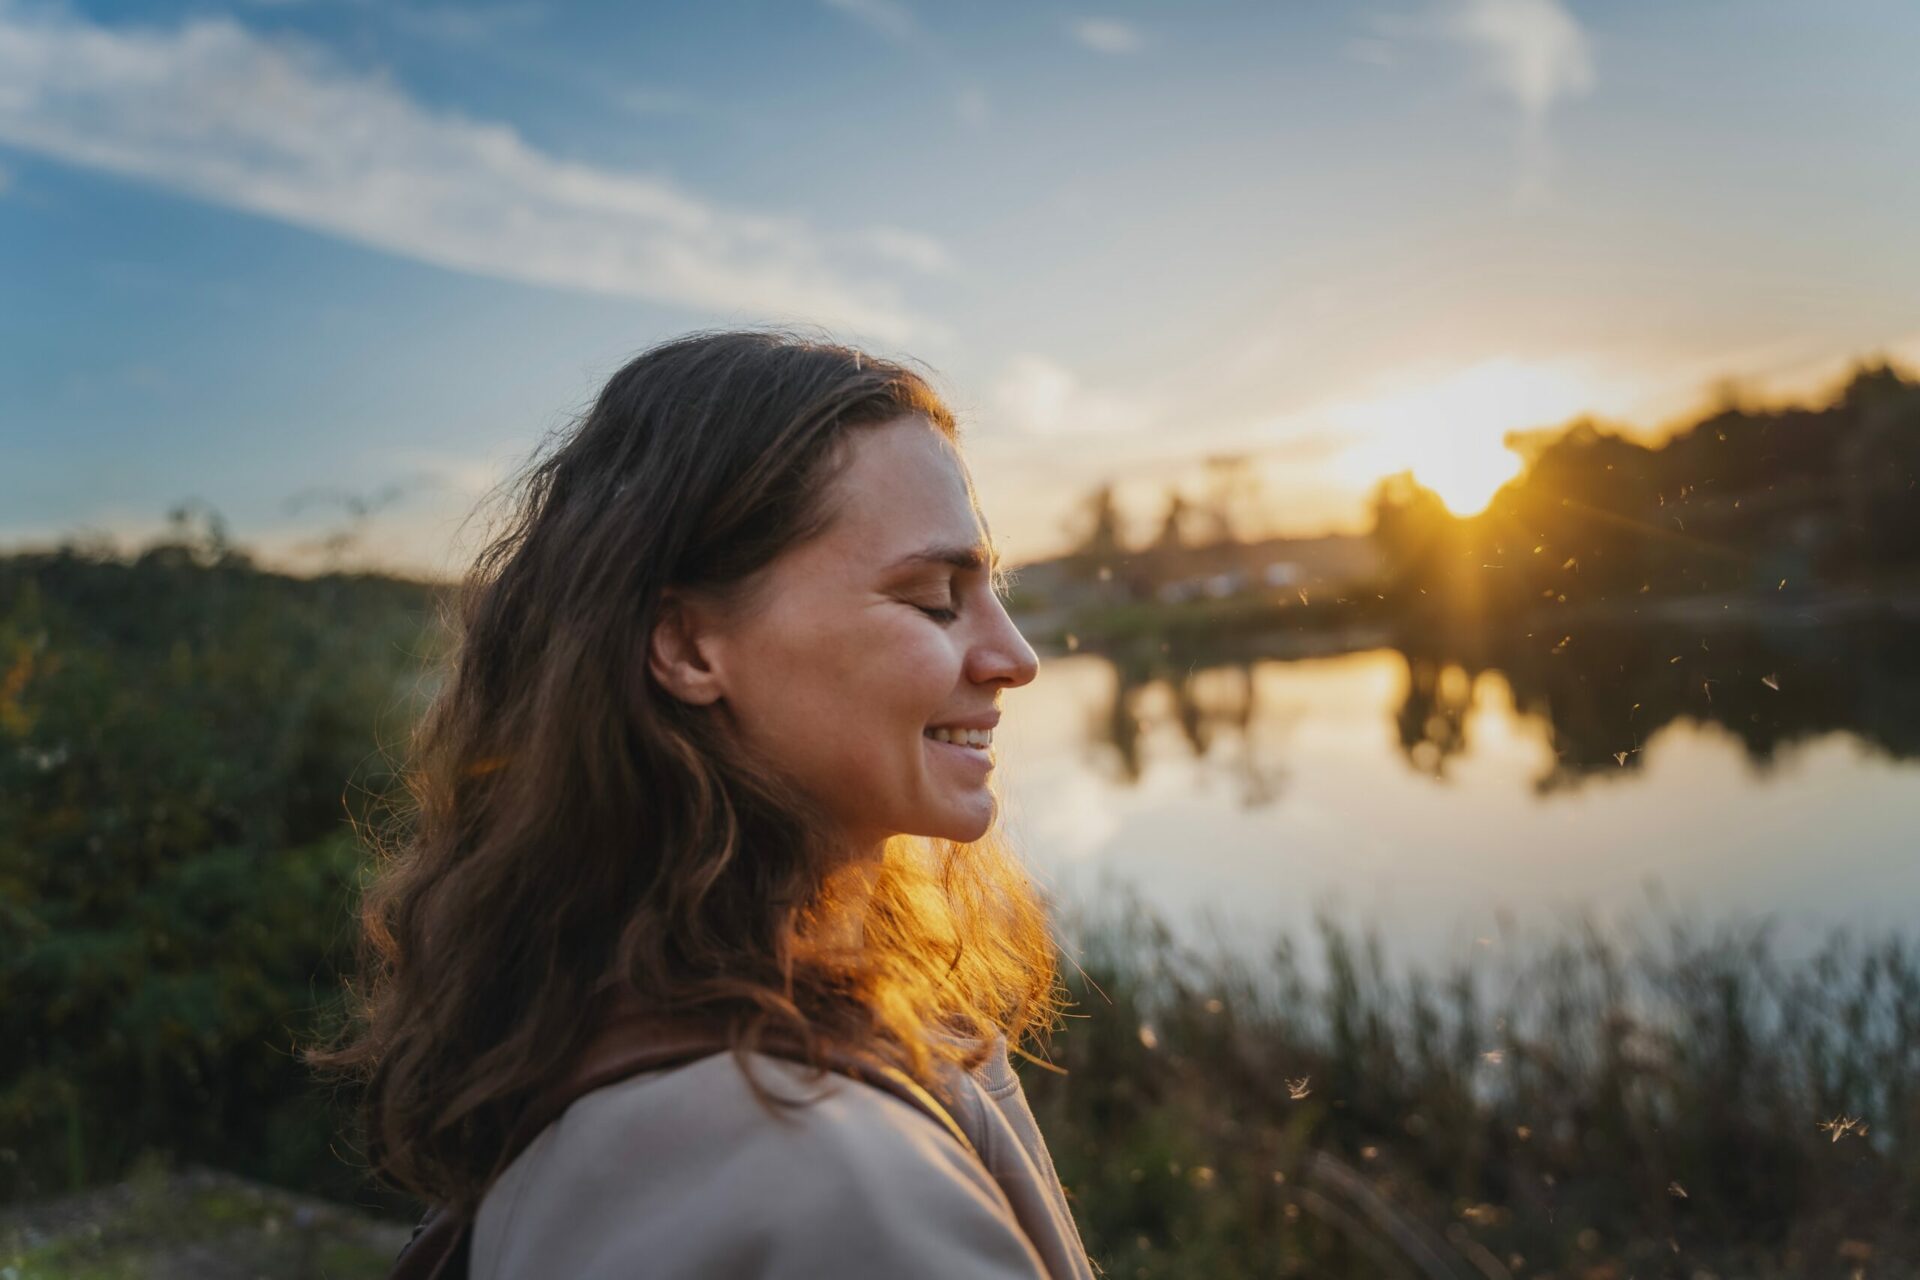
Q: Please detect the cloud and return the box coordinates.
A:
[0,7,924,338]
[1441,0,1593,135]
[955,85,991,128]
[383,4,545,46]
[1362,0,1593,203]
[821,0,919,44]
[863,225,953,275]
[609,85,703,117]
[821,0,990,130]
[1347,36,1401,68]
[384,447,517,502]
[1068,18,1144,55]
[991,355,1153,438]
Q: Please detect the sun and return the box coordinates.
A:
[1408,439,1525,517]
[1323,357,1627,517]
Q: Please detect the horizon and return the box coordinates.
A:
[5,350,1908,584]
[4,1,1917,576]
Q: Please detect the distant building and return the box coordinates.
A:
[1007,532,1382,621]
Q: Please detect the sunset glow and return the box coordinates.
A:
[3,4,1917,569]
[1410,441,1526,518]
[1323,357,1641,517]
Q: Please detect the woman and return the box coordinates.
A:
[323,330,1095,1279]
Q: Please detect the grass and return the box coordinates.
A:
[7,901,1914,1278]
[1021,896,1919,1279]
[0,1158,408,1280]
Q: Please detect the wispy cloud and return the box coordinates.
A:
[1363,0,1594,202]
[0,7,924,338]
[1442,0,1593,136]
[864,225,953,275]
[608,85,704,117]
[820,0,991,130]
[1068,18,1145,55]
[955,85,991,128]
[822,0,920,43]
[1347,36,1400,69]
[991,355,1153,438]
[383,4,545,47]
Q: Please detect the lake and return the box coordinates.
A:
[995,609,1920,974]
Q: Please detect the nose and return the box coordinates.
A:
[967,596,1041,689]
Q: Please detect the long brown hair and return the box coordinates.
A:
[319,330,1062,1208]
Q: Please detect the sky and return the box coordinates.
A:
[2,0,1917,576]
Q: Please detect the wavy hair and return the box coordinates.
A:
[317,330,1063,1208]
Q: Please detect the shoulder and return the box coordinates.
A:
[472,1051,1050,1280]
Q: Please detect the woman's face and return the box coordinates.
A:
[669,416,1039,853]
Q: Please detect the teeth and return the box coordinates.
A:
[926,726,992,747]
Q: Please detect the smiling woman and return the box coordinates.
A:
[648,419,1036,852]
[314,331,1091,1279]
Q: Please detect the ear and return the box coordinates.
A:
[647,590,727,707]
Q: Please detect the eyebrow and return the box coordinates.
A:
[886,542,1003,575]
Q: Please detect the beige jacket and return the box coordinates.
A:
[470,1039,1096,1280]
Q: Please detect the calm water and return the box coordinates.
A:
[995,615,1920,972]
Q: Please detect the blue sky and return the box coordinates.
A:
[3,0,1917,573]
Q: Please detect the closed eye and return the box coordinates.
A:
[915,603,959,624]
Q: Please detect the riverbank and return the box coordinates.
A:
[1018,577,1920,665]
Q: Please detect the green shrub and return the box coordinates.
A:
[0,535,439,1200]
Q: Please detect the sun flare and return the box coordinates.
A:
[1406,440,1524,517]
[1324,357,1633,517]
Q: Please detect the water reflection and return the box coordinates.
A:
[997,613,1920,963]
[1067,613,1920,800]
[1402,613,1920,792]
[1093,647,1285,806]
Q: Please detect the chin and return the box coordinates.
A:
[919,797,996,845]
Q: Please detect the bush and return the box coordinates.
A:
[0,536,439,1201]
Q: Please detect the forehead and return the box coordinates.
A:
[820,417,987,558]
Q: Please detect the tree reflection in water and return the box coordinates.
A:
[1088,640,1289,807]
[1071,611,1920,803]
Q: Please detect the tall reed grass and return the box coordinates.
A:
[1024,894,1918,1279]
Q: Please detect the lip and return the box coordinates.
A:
[925,735,994,771]
[926,712,1001,731]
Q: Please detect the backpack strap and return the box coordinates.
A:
[387,1018,974,1280]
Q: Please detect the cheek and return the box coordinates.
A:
[816,620,962,800]
[737,613,953,760]
[721,601,976,840]
[864,620,962,725]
